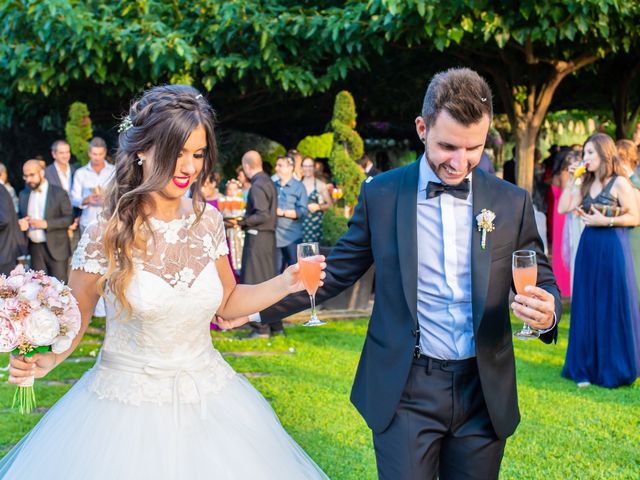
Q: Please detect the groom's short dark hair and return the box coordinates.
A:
[421,68,493,128]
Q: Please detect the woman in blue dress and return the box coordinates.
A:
[558,133,640,388]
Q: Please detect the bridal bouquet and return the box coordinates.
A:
[0,265,81,414]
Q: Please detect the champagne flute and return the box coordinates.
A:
[296,242,325,327]
[512,250,539,340]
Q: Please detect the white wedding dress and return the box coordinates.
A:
[0,205,328,480]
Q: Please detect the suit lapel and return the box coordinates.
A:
[396,160,420,329]
[471,168,495,332]
[44,187,52,220]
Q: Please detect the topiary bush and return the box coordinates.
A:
[65,102,92,165]
[321,205,349,247]
[329,91,364,208]
[297,132,334,159]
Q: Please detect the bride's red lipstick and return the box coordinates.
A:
[172,176,190,189]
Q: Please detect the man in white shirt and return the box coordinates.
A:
[18,160,73,282]
[70,137,115,234]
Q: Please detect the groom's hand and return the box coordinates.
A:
[511,286,555,331]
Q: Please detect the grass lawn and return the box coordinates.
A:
[1,313,638,479]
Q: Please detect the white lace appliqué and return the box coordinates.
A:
[70,205,234,405]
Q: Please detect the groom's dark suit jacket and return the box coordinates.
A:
[261,160,561,439]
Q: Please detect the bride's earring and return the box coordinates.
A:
[137,156,145,166]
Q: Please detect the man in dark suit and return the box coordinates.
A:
[217,68,561,479]
[357,153,379,178]
[45,139,81,249]
[0,184,26,275]
[235,150,279,339]
[19,160,73,283]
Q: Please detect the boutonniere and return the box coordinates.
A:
[476,209,496,250]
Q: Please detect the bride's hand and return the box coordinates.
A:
[212,315,250,330]
[282,255,326,294]
[8,352,57,385]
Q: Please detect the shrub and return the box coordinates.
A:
[65,102,92,165]
[321,206,349,247]
[329,91,364,208]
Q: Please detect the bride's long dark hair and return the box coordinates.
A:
[100,85,217,314]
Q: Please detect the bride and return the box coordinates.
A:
[1,86,328,479]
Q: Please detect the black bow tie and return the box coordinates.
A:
[426,179,470,200]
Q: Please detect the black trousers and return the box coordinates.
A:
[242,231,283,334]
[373,356,506,480]
[29,241,69,284]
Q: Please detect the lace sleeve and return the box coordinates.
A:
[71,220,108,275]
[203,206,229,261]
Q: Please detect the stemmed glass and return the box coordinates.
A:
[296,242,326,327]
[512,250,539,340]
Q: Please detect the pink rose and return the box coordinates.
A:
[3,297,20,313]
[0,315,21,352]
[61,306,81,335]
[42,285,59,300]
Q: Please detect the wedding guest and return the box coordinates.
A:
[559,133,640,388]
[71,137,115,235]
[560,150,585,290]
[257,154,308,338]
[45,140,76,194]
[237,150,278,339]
[275,155,307,271]
[301,156,332,243]
[357,153,379,178]
[18,160,73,283]
[616,139,640,298]
[288,148,303,180]
[549,149,572,297]
[201,171,222,209]
[236,165,251,202]
[0,162,19,212]
[71,137,114,317]
[223,178,245,275]
[502,146,517,185]
[0,181,26,274]
[45,139,81,249]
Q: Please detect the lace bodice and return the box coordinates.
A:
[71,204,236,406]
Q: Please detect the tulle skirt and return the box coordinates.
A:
[562,227,640,387]
[0,372,328,479]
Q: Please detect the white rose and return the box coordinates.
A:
[51,335,72,354]
[19,282,41,301]
[7,274,26,289]
[24,308,60,346]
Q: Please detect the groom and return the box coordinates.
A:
[239,68,561,478]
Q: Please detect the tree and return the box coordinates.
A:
[364,0,640,192]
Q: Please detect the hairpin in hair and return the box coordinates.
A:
[195,94,203,99]
[480,97,487,103]
[118,115,133,133]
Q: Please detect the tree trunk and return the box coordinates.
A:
[514,125,539,194]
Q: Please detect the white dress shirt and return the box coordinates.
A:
[54,162,72,193]
[416,156,475,360]
[27,180,49,243]
[71,162,115,229]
